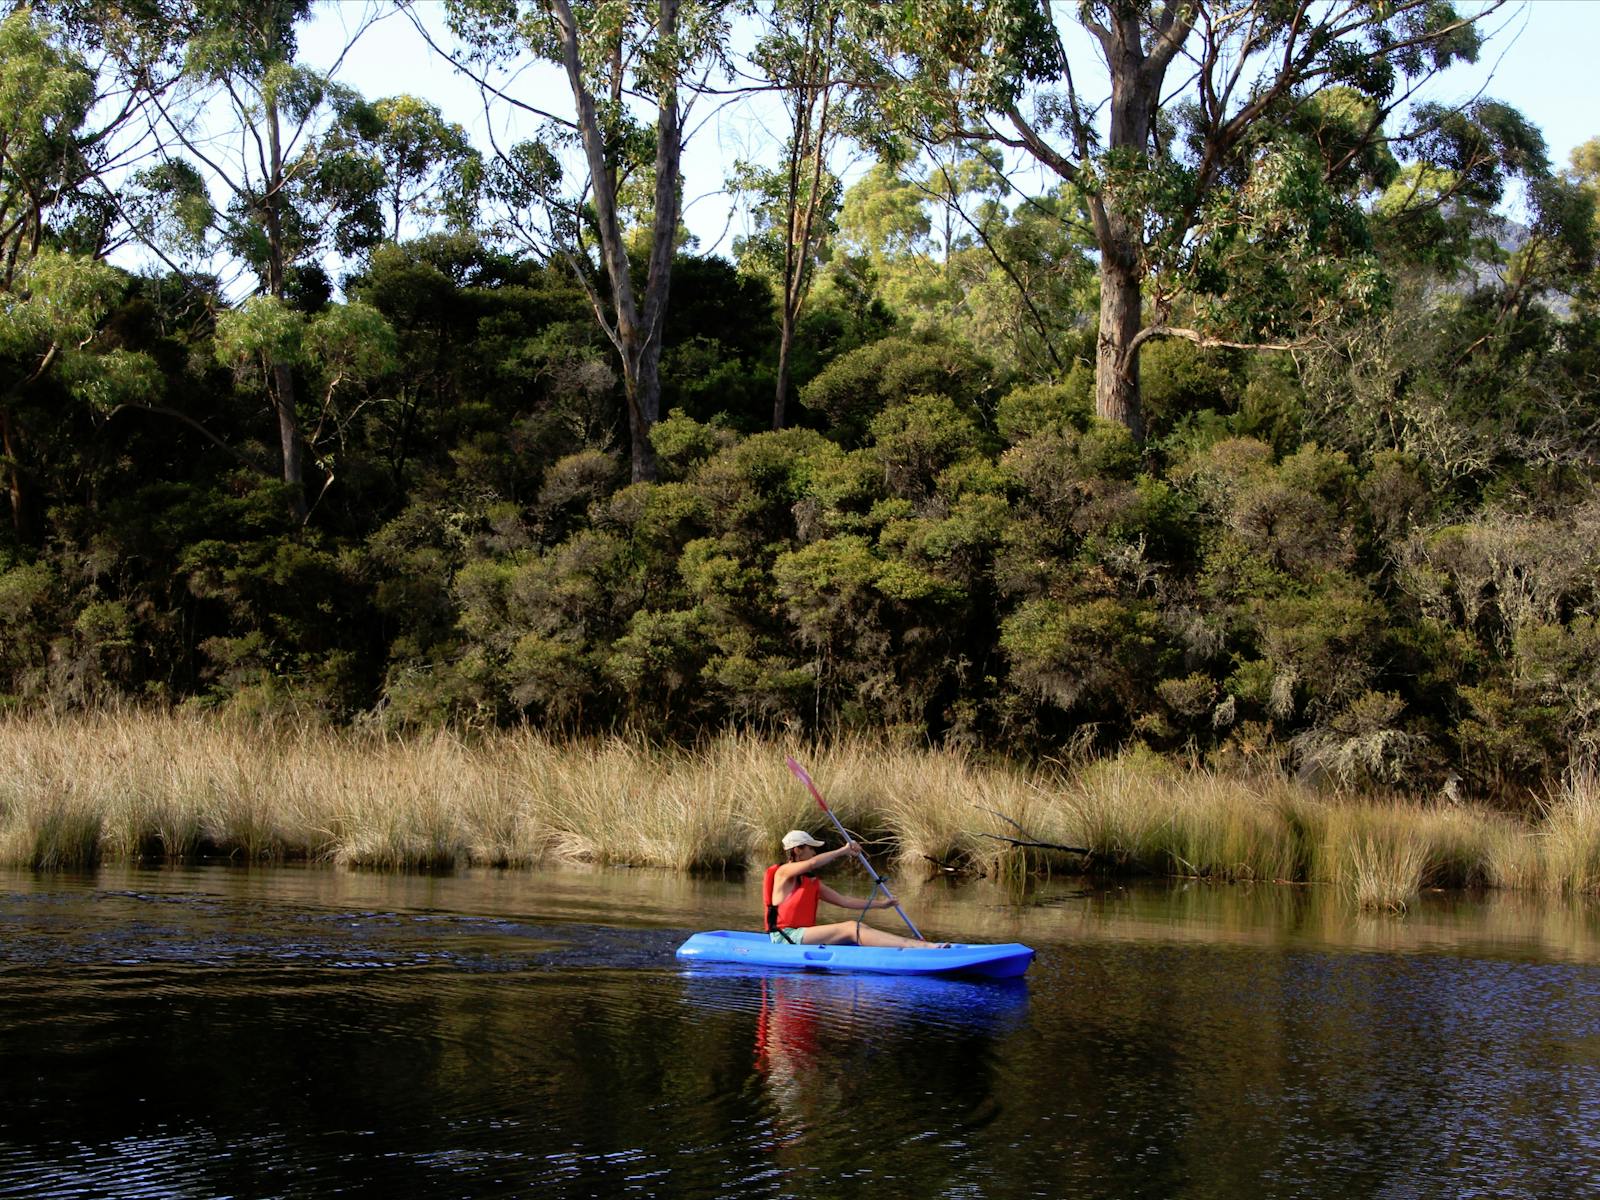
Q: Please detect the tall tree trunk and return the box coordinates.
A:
[772,4,837,431]
[773,100,803,432]
[263,96,308,519]
[1,404,24,539]
[773,323,796,430]
[1080,5,1191,442]
[271,360,306,518]
[628,348,663,482]
[1095,229,1144,441]
[552,0,680,483]
[628,0,679,483]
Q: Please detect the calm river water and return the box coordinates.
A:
[2,863,1599,1199]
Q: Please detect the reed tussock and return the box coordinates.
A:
[0,728,104,869]
[1300,798,1515,906]
[0,713,497,870]
[1055,757,1306,882]
[792,742,1056,877]
[0,712,1590,908]
[1539,768,1600,894]
[1308,805,1429,911]
[521,735,748,870]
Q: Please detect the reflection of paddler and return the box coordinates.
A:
[754,973,820,1071]
[754,973,836,1144]
[764,830,948,948]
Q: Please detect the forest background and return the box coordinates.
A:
[3,0,1598,813]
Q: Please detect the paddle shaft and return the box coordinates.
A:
[785,757,924,941]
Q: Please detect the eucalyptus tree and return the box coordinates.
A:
[135,0,389,518]
[443,0,733,482]
[835,160,930,267]
[845,0,1544,441]
[212,294,398,519]
[0,12,94,283]
[730,0,846,430]
[324,93,483,242]
[834,150,1090,376]
[943,180,1096,379]
[0,5,169,538]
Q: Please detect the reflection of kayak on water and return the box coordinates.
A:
[676,930,1035,979]
[678,962,1032,1036]
[678,966,1030,1062]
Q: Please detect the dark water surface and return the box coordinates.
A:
[3,865,1599,1199]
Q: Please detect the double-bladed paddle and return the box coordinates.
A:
[785,755,924,941]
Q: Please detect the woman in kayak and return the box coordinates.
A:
[765,830,948,948]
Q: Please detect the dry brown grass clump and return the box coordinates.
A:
[1045,755,1306,883]
[0,713,1582,914]
[1539,767,1600,894]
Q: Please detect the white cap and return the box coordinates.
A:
[781,830,825,850]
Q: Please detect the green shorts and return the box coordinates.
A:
[770,928,804,944]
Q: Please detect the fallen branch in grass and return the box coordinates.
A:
[974,805,1091,856]
[977,832,1092,854]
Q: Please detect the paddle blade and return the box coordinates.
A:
[785,756,830,812]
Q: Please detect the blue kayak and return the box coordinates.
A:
[675,930,1034,979]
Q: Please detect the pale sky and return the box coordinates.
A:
[301,0,1600,258]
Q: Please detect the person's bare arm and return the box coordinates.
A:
[817,882,895,911]
[774,841,859,886]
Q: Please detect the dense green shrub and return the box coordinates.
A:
[799,336,997,446]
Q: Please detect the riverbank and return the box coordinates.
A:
[2,712,1596,908]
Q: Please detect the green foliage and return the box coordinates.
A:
[658,256,778,427]
[0,561,56,693]
[693,425,841,546]
[1138,340,1241,440]
[0,0,1593,799]
[995,377,1092,443]
[1,249,126,357]
[800,335,995,445]
[1257,579,1386,720]
[213,296,305,375]
[357,93,482,238]
[649,410,733,480]
[1000,597,1163,720]
[303,302,396,384]
[0,8,96,266]
[867,392,989,497]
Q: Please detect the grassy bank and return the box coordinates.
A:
[2,713,1596,909]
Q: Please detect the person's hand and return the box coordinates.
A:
[842,840,864,858]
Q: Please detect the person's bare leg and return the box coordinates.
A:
[854,924,950,949]
[799,922,949,949]
[795,921,859,945]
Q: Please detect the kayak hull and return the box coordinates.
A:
[675,930,1034,979]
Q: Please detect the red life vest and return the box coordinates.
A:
[762,864,820,931]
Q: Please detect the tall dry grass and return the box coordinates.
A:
[1305,804,1430,911]
[1051,756,1306,883]
[1038,755,1554,909]
[0,715,1069,875]
[1,713,1595,908]
[1539,767,1600,894]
